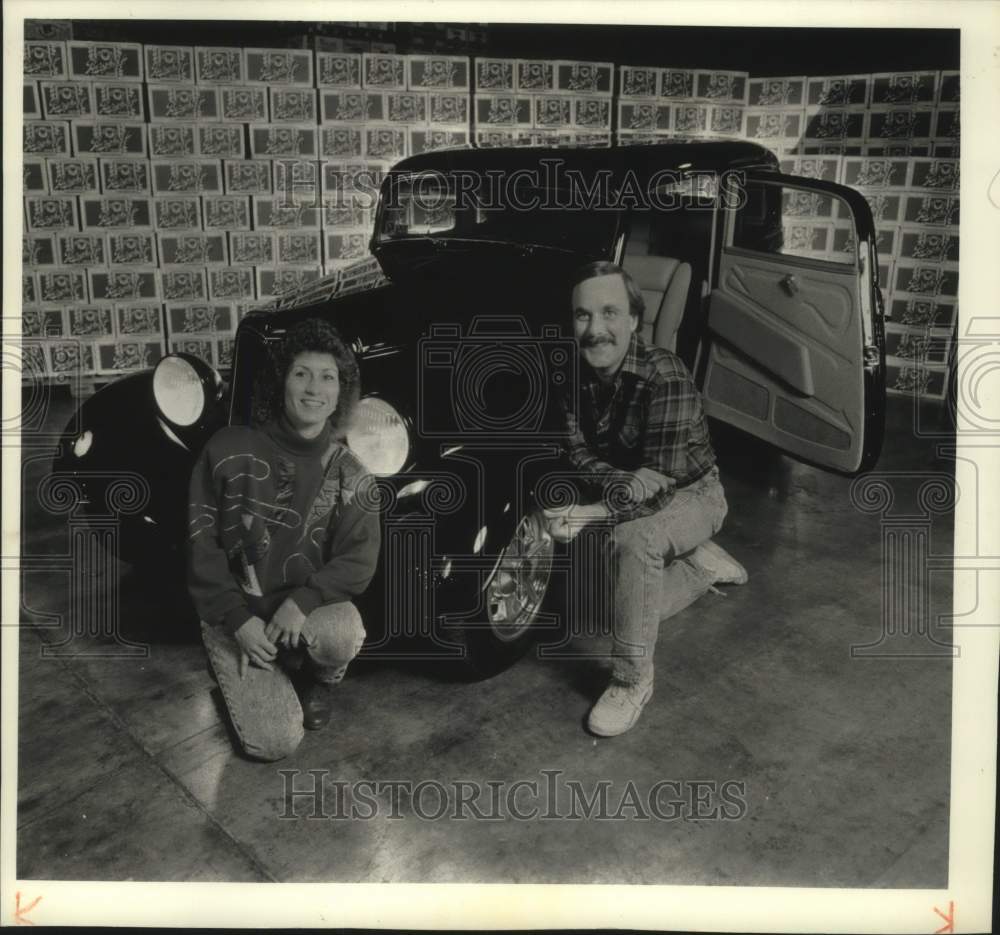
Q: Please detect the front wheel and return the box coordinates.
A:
[455,510,555,679]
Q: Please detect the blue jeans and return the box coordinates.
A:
[201,602,366,761]
[609,466,728,684]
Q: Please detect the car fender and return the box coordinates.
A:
[380,444,563,605]
[52,366,226,566]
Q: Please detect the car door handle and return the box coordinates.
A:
[780,274,799,296]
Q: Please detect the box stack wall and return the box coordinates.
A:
[22,35,958,399]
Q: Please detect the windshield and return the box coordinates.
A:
[374,171,621,256]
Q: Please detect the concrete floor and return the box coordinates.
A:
[15,389,953,885]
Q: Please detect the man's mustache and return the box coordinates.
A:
[581,335,615,348]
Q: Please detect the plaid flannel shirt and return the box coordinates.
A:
[561,333,716,523]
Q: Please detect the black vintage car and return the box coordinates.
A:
[53,140,886,676]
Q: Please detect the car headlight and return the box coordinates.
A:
[347,396,410,476]
[153,355,205,427]
[72,430,93,458]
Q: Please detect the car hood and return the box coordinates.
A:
[244,244,585,351]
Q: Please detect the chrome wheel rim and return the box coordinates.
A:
[485,512,553,642]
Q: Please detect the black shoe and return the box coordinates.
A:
[301,681,336,731]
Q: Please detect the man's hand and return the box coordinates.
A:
[234,616,277,678]
[542,506,580,543]
[265,598,308,650]
[626,467,675,504]
[544,470,674,540]
[542,503,608,543]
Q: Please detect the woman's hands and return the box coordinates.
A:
[234,616,277,678]
[265,598,308,650]
[234,600,309,678]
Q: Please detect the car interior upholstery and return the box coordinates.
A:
[623,214,692,353]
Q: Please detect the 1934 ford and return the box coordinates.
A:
[53,141,886,676]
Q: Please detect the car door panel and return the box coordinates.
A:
[707,288,817,397]
[700,172,883,475]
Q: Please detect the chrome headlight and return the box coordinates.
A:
[153,355,205,427]
[346,396,410,476]
[72,430,93,458]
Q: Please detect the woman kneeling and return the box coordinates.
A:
[187,318,380,761]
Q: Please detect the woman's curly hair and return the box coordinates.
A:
[253,317,361,435]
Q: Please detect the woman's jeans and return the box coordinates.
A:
[201,602,366,761]
[609,466,728,685]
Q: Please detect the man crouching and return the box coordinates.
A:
[543,261,746,738]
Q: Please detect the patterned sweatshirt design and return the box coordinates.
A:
[187,414,381,635]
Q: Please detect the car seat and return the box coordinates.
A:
[623,216,692,354]
[624,218,746,585]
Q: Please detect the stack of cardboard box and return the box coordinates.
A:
[473,58,613,148]
[617,66,748,145]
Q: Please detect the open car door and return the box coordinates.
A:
[699,171,886,475]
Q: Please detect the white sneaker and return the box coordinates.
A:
[690,540,748,585]
[586,678,654,737]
